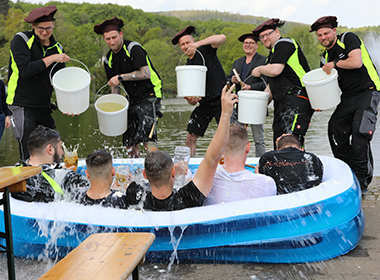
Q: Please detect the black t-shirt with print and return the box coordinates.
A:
[143,180,206,211]
[259,147,323,194]
[80,182,144,209]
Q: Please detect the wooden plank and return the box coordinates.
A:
[0,166,41,191]
[8,181,26,193]
[40,232,155,280]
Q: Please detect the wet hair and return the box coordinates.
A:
[27,125,60,155]
[86,149,113,178]
[144,150,173,187]
[277,134,301,150]
[226,123,249,154]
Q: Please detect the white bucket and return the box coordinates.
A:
[238,90,269,124]
[176,65,207,97]
[51,59,91,115]
[302,68,342,110]
[95,94,129,137]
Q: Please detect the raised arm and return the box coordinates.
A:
[194,34,226,49]
[193,84,238,196]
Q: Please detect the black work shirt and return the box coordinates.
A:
[259,147,323,194]
[143,180,206,211]
[8,31,65,108]
[266,38,310,102]
[104,40,155,104]
[187,45,226,104]
[321,32,375,97]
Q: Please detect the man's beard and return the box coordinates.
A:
[53,150,63,164]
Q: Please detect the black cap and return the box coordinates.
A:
[310,16,338,32]
[171,26,195,45]
[94,17,124,35]
[24,5,57,23]
[238,33,258,42]
[252,18,285,38]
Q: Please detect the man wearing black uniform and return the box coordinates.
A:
[7,5,70,160]
[259,134,323,194]
[94,17,163,158]
[310,16,380,191]
[228,33,267,157]
[252,19,314,149]
[172,26,226,156]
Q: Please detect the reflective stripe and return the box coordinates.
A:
[41,171,64,194]
[7,51,19,104]
[324,32,380,91]
[291,113,299,132]
[116,41,163,98]
[272,38,306,86]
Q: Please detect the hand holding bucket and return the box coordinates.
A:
[50,58,91,115]
[176,49,207,98]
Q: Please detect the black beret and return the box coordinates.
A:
[171,26,195,45]
[238,33,258,42]
[310,16,338,32]
[94,17,124,35]
[24,5,57,23]
[252,18,285,38]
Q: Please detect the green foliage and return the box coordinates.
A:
[1,2,379,97]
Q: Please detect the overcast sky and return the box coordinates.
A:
[18,0,377,28]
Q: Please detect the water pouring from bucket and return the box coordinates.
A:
[62,143,79,172]
[94,84,129,137]
[175,49,207,98]
[302,68,342,110]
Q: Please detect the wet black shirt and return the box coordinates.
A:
[259,147,323,194]
[11,163,89,203]
[187,45,226,104]
[80,182,144,209]
[104,40,155,104]
[143,180,206,211]
[321,32,375,97]
[266,38,310,102]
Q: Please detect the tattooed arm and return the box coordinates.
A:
[108,65,151,87]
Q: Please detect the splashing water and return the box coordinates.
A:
[364,33,380,72]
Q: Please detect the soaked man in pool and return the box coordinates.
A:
[94,17,163,158]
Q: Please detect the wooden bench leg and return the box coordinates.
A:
[132,265,139,280]
[2,189,16,280]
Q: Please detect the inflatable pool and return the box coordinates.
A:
[0,156,364,263]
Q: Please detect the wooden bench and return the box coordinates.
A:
[0,166,42,280]
[40,232,156,280]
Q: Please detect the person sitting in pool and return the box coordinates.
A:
[258,134,323,194]
[12,125,89,203]
[80,149,143,208]
[204,123,276,205]
[140,84,238,211]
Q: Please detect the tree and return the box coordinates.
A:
[0,0,9,16]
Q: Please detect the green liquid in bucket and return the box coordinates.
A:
[97,102,125,112]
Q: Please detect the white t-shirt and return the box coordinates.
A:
[204,165,276,205]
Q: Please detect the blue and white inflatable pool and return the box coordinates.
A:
[1,156,364,263]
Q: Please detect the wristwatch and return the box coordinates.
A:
[118,75,123,82]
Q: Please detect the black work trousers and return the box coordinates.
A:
[328,90,378,190]
[272,95,314,148]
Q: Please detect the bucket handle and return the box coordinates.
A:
[96,83,129,101]
[49,58,90,84]
[177,49,206,66]
[242,74,268,88]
